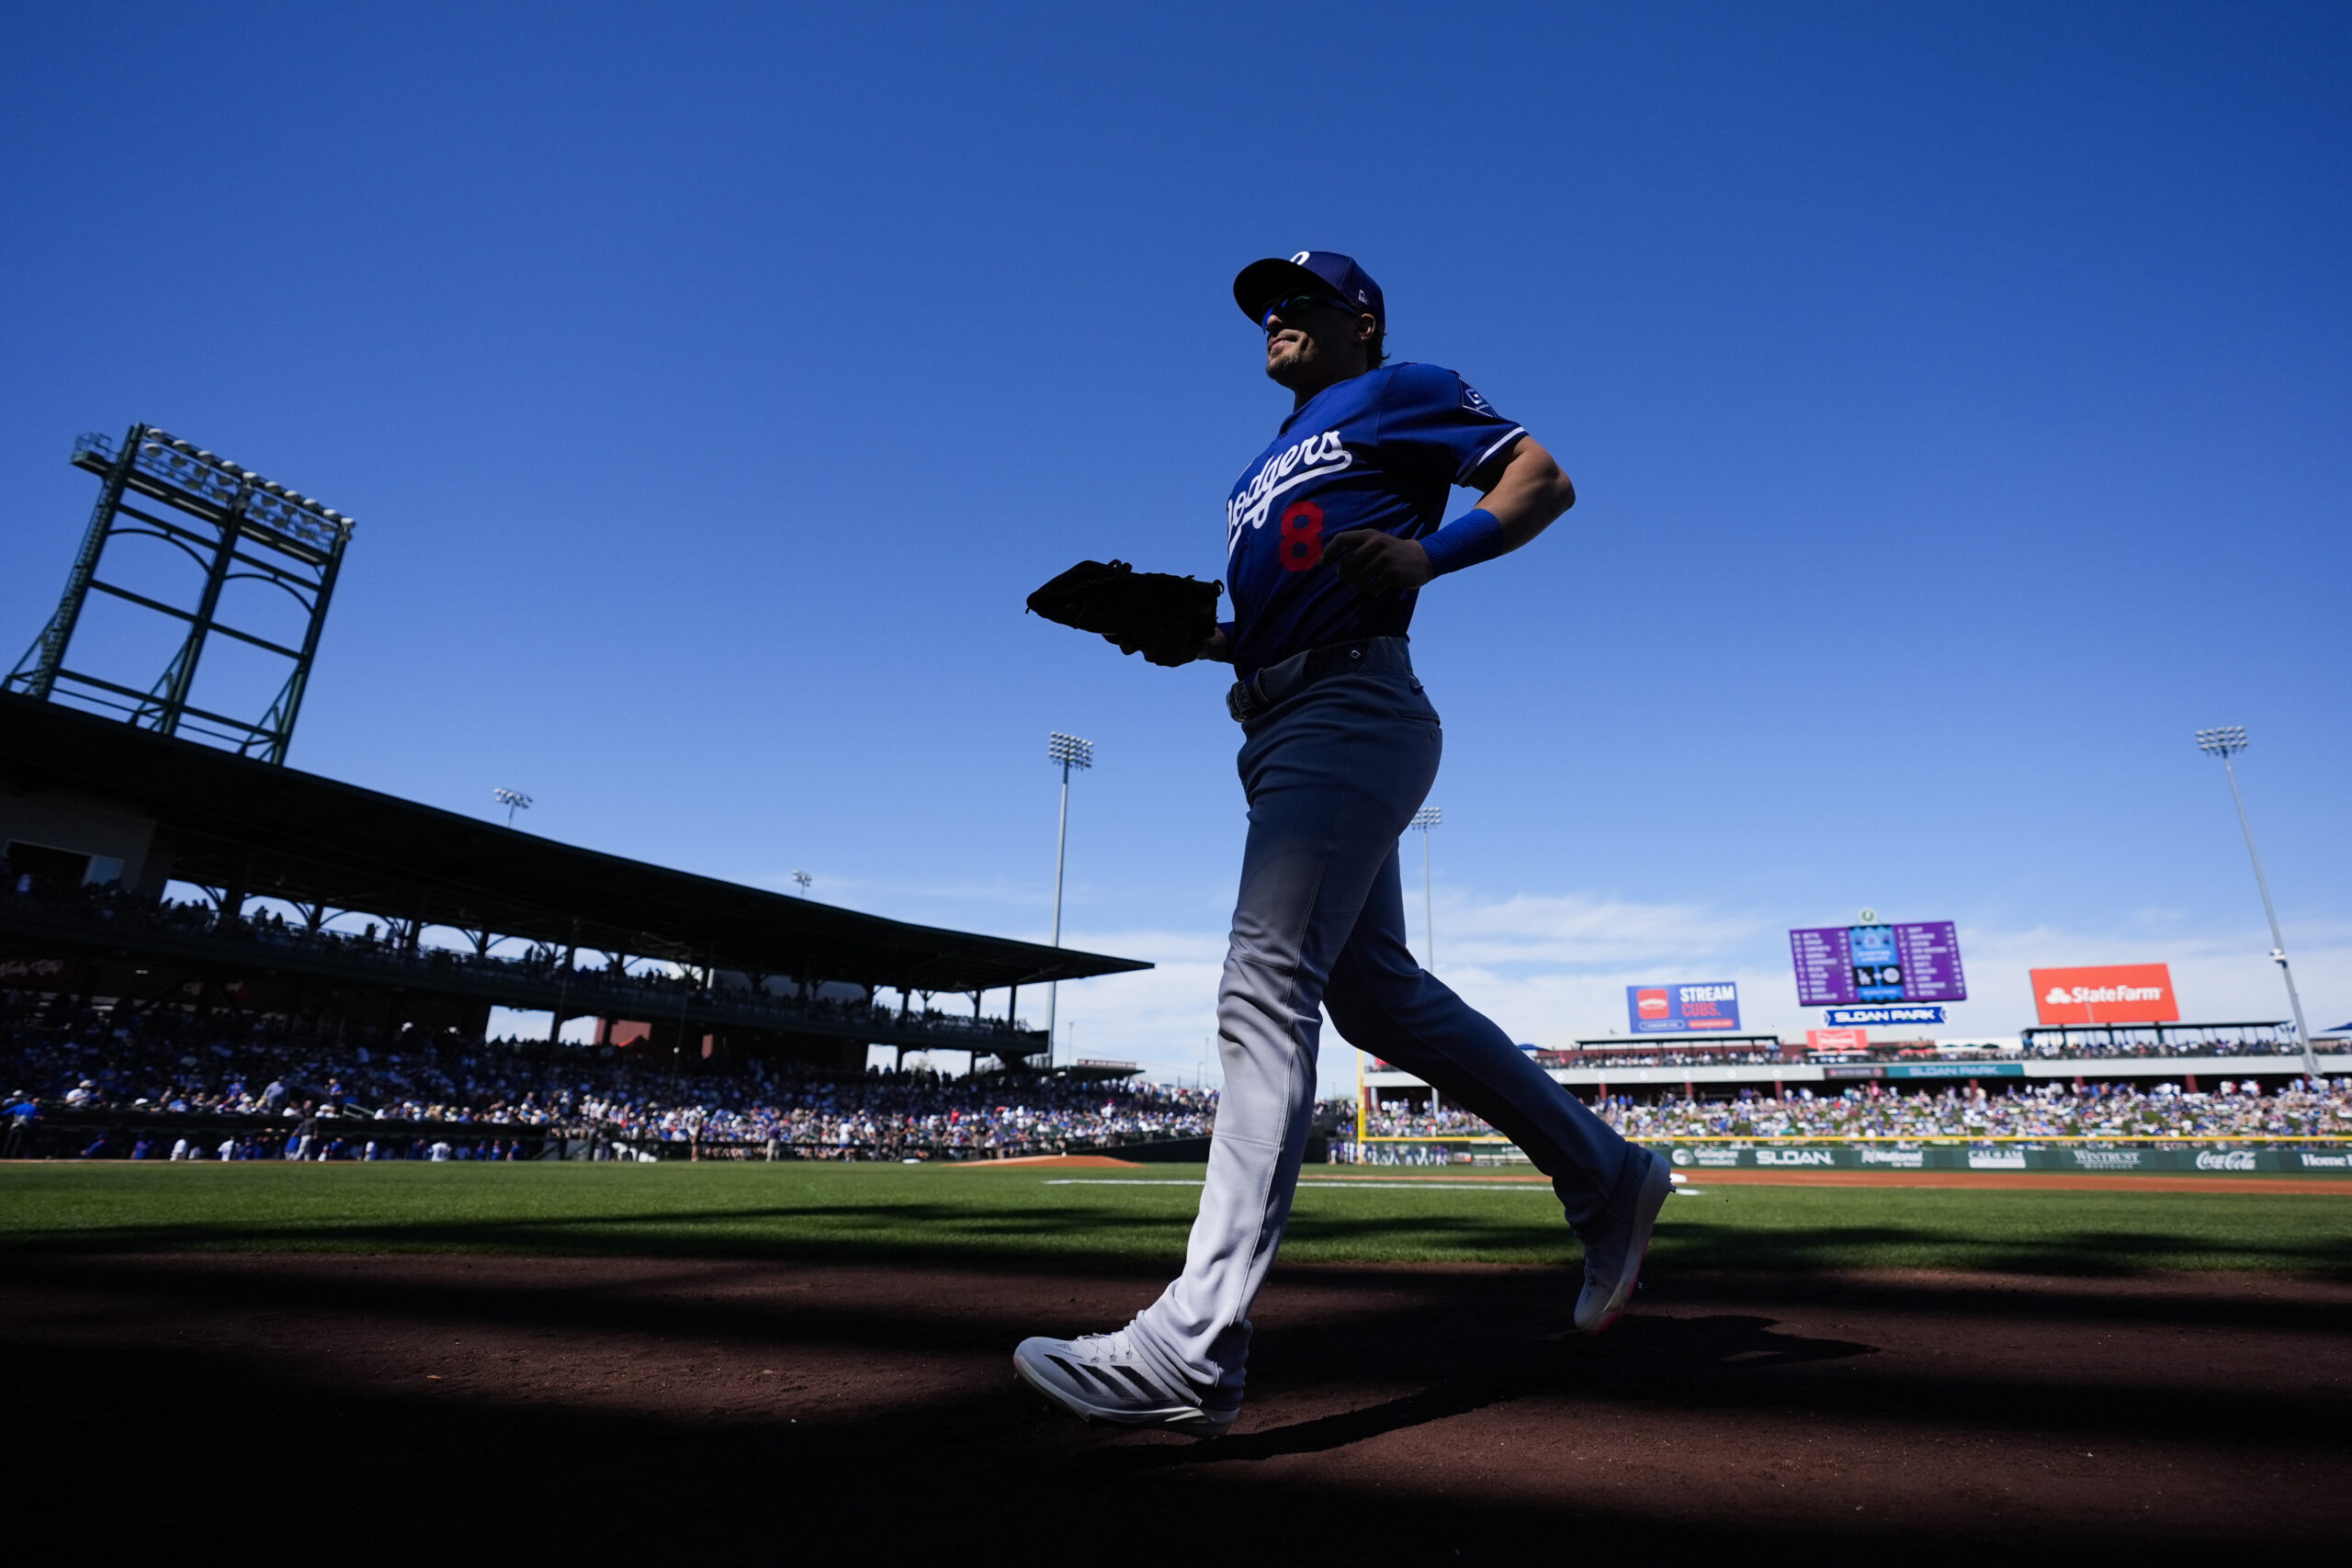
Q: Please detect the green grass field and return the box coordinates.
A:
[2,1162,2348,1274]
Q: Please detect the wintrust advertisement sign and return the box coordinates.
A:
[1625,982,1741,1034]
[2030,964,2179,1025]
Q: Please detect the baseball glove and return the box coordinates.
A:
[1026,559,1222,660]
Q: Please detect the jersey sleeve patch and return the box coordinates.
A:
[1376,364,1527,486]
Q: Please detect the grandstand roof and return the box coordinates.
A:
[0,694,1148,994]
[1568,1034,1783,1049]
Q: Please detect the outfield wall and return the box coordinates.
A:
[1650,1144,2352,1175]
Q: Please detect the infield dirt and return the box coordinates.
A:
[7,1248,2344,1560]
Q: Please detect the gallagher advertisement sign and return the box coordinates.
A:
[2030,964,2179,1025]
[1626,982,1741,1034]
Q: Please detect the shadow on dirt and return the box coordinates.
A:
[1135,1315,1878,1466]
[10,1192,2352,1276]
[3,1248,2346,1560]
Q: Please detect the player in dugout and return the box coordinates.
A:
[1015,251,1669,1437]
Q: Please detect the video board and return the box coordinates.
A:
[1626,982,1741,1034]
[1791,921,1966,1006]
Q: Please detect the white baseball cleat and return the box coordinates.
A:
[1013,1329,1238,1438]
[1573,1145,1673,1336]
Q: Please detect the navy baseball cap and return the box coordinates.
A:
[1233,251,1385,328]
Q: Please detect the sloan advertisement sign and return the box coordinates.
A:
[1645,1145,2338,1175]
[2030,964,2180,1025]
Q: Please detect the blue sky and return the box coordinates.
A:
[4,2,2345,1089]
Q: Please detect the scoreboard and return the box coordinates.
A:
[1791,920,1967,1007]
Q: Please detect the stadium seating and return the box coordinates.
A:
[0,998,1213,1160]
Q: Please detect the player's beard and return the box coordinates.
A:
[1264,331,1319,388]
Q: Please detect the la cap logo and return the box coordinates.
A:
[1292,251,1311,264]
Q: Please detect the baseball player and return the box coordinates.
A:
[1014,252,1670,1437]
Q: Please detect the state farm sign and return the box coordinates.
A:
[2030,964,2179,1025]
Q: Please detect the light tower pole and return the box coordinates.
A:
[2195,727,2318,1077]
[1045,732,1093,1069]
[492,787,533,827]
[1411,806,1442,971]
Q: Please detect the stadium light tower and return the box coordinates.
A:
[492,787,533,827]
[6,425,355,763]
[792,870,812,897]
[1411,806,1442,971]
[2195,727,2318,1077]
[1045,732,1093,1068]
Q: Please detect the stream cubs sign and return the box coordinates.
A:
[1627,982,1741,1034]
[2030,964,2179,1025]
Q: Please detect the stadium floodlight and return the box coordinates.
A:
[1411,807,1442,972]
[1044,732,1094,1068]
[792,869,812,897]
[2194,727,2318,1077]
[7,423,355,765]
[492,786,533,827]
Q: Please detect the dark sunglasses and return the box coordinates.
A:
[1259,293,1361,331]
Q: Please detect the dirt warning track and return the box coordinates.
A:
[4,1249,2345,1560]
[1313,1167,2352,1195]
[1680,1168,2352,1194]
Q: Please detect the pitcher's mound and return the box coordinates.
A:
[963,1153,1144,1168]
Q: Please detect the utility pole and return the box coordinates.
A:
[2195,727,2318,1077]
[1045,732,1093,1070]
[1411,806,1442,971]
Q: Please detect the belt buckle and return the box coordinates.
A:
[1225,677,1262,723]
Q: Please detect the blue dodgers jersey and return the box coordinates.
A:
[1224,363,1524,677]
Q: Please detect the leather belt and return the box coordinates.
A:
[1226,638,1380,724]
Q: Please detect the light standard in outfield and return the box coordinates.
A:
[2194,726,2318,1077]
[1046,732,1093,1070]
[492,786,532,827]
[1411,806,1442,972]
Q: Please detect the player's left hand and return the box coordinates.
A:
[1323,530,1433,595]
[1104,625,1221,667]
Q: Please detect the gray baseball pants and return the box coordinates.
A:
[1128,637,1638,1401]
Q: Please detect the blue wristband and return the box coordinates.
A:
[1417,508,1507,577]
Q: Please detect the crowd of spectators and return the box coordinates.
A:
[2016,1032,2307,1060]
[0,996,1216,1160]
[1356,1077,2352,1145]
[1531,1032,2322,1069]
[1538,1046,1787,1068]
